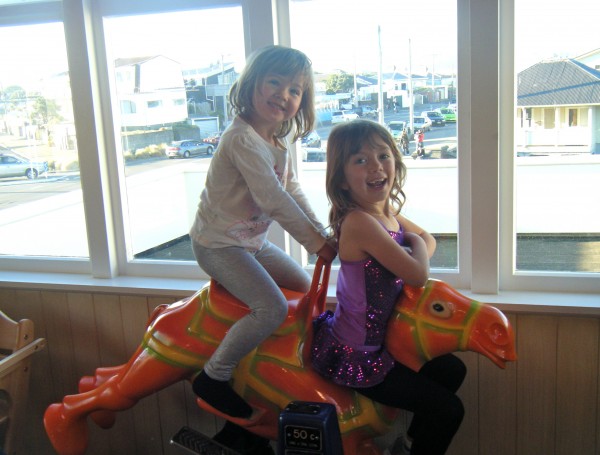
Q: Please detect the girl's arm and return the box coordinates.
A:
[227,134,327,254]
[396,213,436,258]
[339,211,430,287]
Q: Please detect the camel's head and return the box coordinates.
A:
[385,279,517,371]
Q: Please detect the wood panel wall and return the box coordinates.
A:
[1,286,599,455]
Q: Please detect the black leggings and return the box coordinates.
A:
[354,354,466,455]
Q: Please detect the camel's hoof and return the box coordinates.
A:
[196,398,267,428]
[90,410,117,429]
[44,403,89,455]
[78,376,96,393]
[78,366,123,393]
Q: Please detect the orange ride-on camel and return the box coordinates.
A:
[44,258,516,455]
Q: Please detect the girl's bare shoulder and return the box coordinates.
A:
[340,210,382,239]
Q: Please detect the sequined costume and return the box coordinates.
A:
[311,222,404,388]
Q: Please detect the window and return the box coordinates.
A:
[289,0,459,270]
[0,17,89,261]
[568,108,578,127]
[0,0,597,296]
[102,6,245,277]
[512,0,600,284]
[120,100,136,114]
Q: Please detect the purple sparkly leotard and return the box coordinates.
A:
[311,221,405,388]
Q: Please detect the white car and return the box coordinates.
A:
[412,116,432,132]
[387,121,408,140]
[302,147,326,162]
[331,110,359,124]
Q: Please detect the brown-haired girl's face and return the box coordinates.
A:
[341,134,396,211]
[251,72,305,126]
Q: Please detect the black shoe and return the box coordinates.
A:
[193,371,253,419]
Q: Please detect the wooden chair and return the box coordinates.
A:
[0,310,46,455]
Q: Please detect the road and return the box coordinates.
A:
[0,107,456,209]
[0,155,213,208]
[315,104,457,152]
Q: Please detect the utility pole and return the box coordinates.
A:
[378,25,384,124]
[353,57,358,107]
[430,53,437,105]
[431,54,435,89]
[408,38,414,133]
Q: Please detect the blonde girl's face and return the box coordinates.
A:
[341,135,396,212]
[252,72,305,127]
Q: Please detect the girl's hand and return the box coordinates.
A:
[317,242,337,263]
[403,231,426,250]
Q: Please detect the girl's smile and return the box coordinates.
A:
[367,178,387,189]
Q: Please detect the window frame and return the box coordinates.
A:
[0,0,598,296]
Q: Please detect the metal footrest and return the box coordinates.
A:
[171,426,242,455]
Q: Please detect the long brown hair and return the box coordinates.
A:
[326,120,407,232]
[228,45,316,143]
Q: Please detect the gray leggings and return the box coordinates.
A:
[192,240,311,381]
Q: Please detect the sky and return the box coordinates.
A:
[0,0,599,90]
[289,0,458,75]
[289,0,600,75]
[514,0,600,70]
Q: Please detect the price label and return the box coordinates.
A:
[284,425,322,451]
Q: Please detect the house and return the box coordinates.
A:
[114,55,188,129]
[353,72,455,109]
[516,58,600,154]
[574,47,600,71]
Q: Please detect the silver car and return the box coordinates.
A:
[0,153,49,179]
[165,140,214,159]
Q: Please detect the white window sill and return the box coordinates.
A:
[1,271,598,316]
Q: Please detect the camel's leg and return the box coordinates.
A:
[44,352,191,455]
[78,364,128,392]
[77,353,145,429]
[78,363,130,429]
[76,304,168,395]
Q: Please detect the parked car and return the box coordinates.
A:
[354,106,377,119]
[331,110,359,124]
[421,110,446,127]
[302,147,326,162]
[0,152,49,179]
[447,103,457,113]
[387,121,409,141]
[203,132,222,148]
[441,145,457,159]
[436,107,457,123]
[412,116,432,132]
[166,140,214,158]
[301,131,321,148]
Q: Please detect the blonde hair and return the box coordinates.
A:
[228,45,316,143]
[326,120,407,231]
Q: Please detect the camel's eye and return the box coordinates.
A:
[429,300,454,319]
